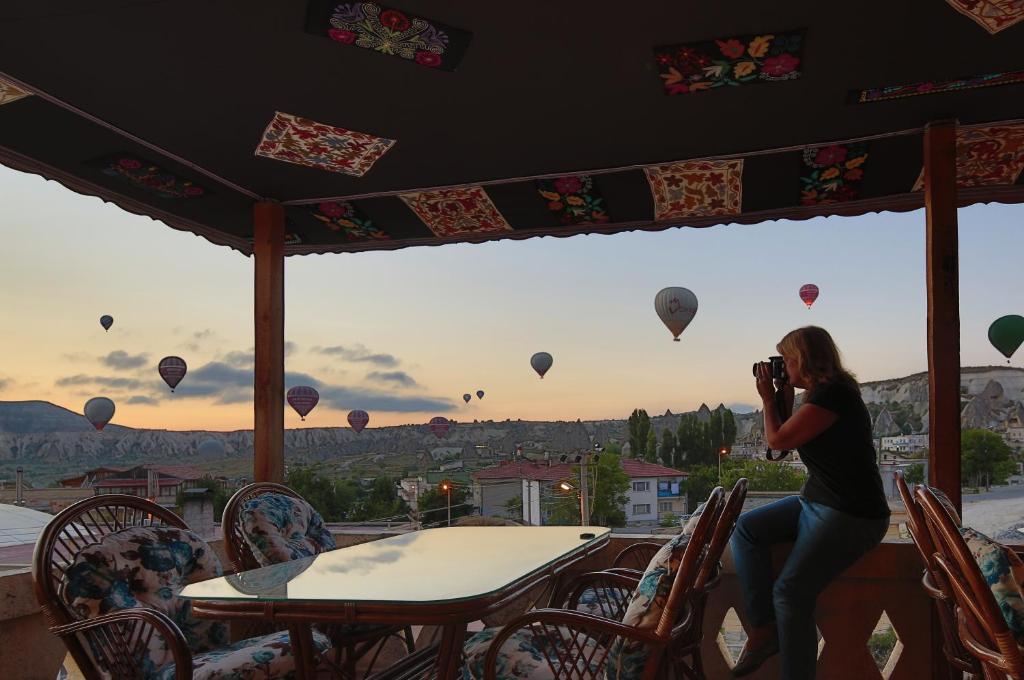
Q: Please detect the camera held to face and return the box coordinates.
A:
[752,355,787,384]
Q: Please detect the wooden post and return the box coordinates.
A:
[253,202,285,483]
[924,122,960,680]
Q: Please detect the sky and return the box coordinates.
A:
[0,164,1022,431]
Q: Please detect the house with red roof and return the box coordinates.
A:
[92,464,204,508]
[471,458,687,527]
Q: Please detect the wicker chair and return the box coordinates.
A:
[462,486,729,680]
[32,494,329,680]
[916,484,1024,679]
[894,472,981,679]
[222,483,414,678]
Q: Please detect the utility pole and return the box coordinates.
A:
[579,456,590,526]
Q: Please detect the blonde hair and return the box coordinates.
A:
[777,326,857,389]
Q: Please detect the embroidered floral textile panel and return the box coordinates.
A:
[312,201,390,240]
[399,186,512,237]
[0,77,31,106]
[255,111,395,177]
[912,123,1024,189]
[645,160,743,220]
[306,1,472,70]
[535,175,609,225]
[653,29,805,95]
[91,154,207,199]
[800,143,870,205]
[852,70,1024,103]
[944,0,1024,34]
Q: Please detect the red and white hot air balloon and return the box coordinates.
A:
[286,386,319,421]
[347,409,369,434]
[428,416,450,439]
[799,284,819,309]
[158,356,187,391]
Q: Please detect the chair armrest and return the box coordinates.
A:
[603,567,644,578]
[481,608,668,680]
[612,542,663,570]
[53,608,193,680]
[559,571,642,620]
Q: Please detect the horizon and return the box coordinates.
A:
[2,164,1024,430]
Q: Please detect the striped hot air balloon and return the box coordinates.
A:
[99,315,113,332]
[286,386,319,420]
[158,356,187,391]
[347,409,369,433]
[654,287,698,341]
[428,416,450,439]
[83,397,115,431]
[799,284,820,309]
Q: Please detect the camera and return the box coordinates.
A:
[752,355,787,384]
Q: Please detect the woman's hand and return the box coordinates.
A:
[755,363,776,403]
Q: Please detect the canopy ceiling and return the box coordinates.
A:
[1,1,1022,255]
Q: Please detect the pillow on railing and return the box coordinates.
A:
[239,492,336,566]
[961,527,1024,640]
[60,525,229,671]
[605,503,706,679]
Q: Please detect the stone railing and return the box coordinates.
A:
[0,533,936,680]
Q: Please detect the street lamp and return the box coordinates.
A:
[440,480,452,527]
[718,447,729,485]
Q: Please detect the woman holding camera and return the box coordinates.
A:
[730,326,889,679]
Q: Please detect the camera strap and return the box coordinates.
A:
[765,448,790,461]
[765,387,792,461]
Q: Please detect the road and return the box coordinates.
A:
[961,484,1024,538]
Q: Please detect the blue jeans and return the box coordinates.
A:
[729,496,888,680]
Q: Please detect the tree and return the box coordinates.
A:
[683,459,807,510]
[547,453,630,527]
[602,441,623,456]
[644,429,658,463]
[286,466,361,521]
[962,428,1014,490]
[903,462,925,485]
[503,495,522,521]
[350,476,409,522]
[722,409,737,447]
[660,429,677,468]
[709,409,724,454]
[628,409,651,459]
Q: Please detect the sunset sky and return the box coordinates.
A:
[1,164,1022,431]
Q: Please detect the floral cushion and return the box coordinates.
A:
[961,527,1024,642]
[61,525,229,673]
[574,586,629,618]
[240,493,336,566]
[462,626,606,680]
[605,506,705,680]
[152,628,332,680]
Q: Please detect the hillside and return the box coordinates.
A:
[3,366,1022,485]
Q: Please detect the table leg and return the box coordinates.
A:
[433,624,467,680]
[289,622,317,680]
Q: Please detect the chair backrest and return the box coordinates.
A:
[31,494,190,679]
[655,486,725,638]
[222,482,335,570]
[895,474,979,674]
[222,482,306,572]
[694,478,748,590]
[916,484,1024,677]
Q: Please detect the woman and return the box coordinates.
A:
[730,326,889,679]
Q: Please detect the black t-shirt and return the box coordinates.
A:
[797,380,890,518]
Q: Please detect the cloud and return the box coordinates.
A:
[193,329,214,340]
[285,342,298,356]
[100,350,149,370]
[313,344,398,367]
[0,377,8,392]
[165,361,453,412]
[222,350,255,368]
[365,370,418,388]
[127,395,159,405]
[56,374,144,390]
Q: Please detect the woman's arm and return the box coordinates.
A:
[756,364,837,451]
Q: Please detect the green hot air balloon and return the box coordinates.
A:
[988,315,1024,363]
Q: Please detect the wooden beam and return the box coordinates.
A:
[253,202,285,483]
[924,121,961,514]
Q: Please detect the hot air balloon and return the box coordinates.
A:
[197,438,225,457]
[83,397,115,431]
[988,315,1024,363]
[158,356,187,391]
[476,390,485,400]
[531,352,553,379]
[286,386,319,421]
[428,416,450,439]
[799,284,820,309]
[654,287,698,341]
[463,393,472,404]
[348,409,369,433]
[100,315,114,332]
